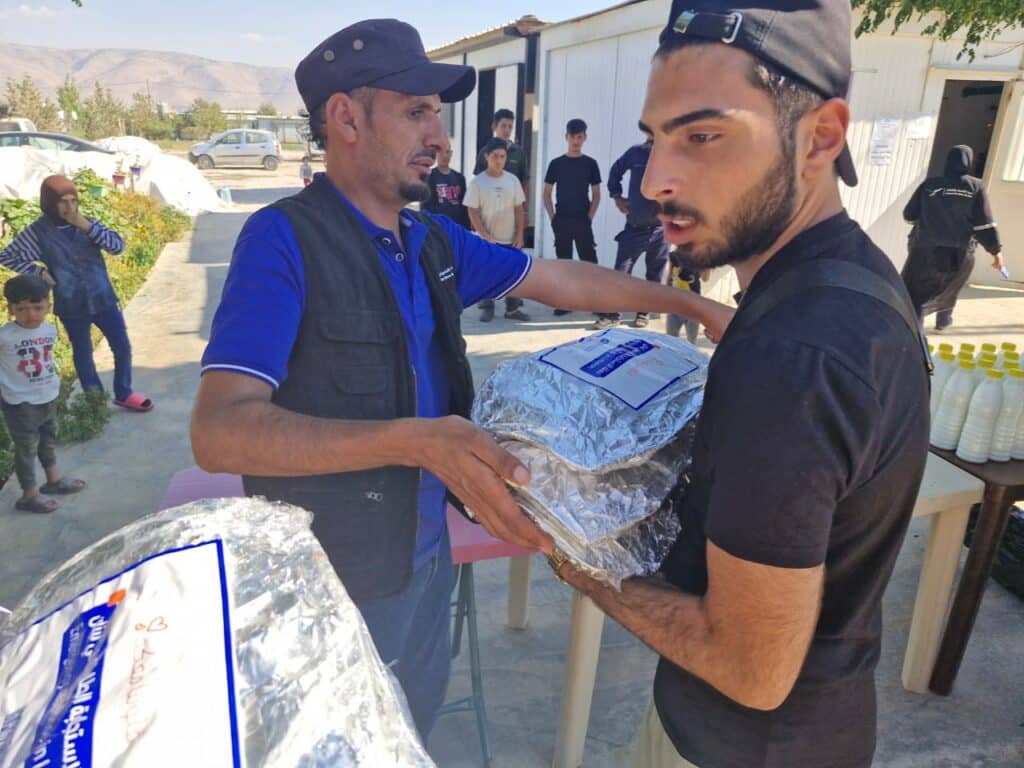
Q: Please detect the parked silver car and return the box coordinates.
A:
[189,129,281,170]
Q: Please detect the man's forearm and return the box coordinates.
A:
[467,209,489,239]
[566,573,787,711]
[514,207,526,242]
[192,395,418,477]
[516,258,723,325]
[589,188,601,219]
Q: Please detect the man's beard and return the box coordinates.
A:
[400,180,431,203]
[398,150,436,203]
[666,147,797,270]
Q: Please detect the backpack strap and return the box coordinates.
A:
[731,259,933,375]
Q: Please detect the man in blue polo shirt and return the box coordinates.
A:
[191,18,732,742]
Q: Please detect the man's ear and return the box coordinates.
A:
[325,93,360,145]
[800,98,849,181]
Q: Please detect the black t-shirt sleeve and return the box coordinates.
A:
[703,337,879,569]
[543,158,558,185]
[589,157,602,185]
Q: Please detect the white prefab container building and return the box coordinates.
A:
[430,17,545,190]
[531,0,1024,292]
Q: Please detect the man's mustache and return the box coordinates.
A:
[655,201,705,226]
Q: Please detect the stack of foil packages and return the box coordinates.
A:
[0,498,435,768]
[473,328,708,588]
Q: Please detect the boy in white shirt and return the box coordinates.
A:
[464,138,529,322]
[0,274,85,513]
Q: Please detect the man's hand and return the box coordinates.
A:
[614,197,630,216]
[992,253,1005,272]
[411,415,554,554]
[39,269,56,287]
[699,299,736,344]
[513,234,524,249]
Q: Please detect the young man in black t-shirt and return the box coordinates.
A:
[423,146,469,229]
[543,118,602,316]
[547,3,930,768]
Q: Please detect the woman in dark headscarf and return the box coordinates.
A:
[0,175,153,411]
[901,145,1005,331]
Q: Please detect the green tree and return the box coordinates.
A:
[78,81,127,139]
[57,75,82,133]
[853,1,1024,59]
[188,98,227,139]
[3,75,60,130]
[125,92,174,140]
[256,101,277,116]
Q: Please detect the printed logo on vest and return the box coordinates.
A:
[438,267,455,283]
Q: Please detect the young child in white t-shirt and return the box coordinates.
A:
[0,274,85,513]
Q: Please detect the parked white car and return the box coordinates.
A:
[189,129,281,171]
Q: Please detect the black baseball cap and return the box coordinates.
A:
[659,1,858,186]
[296,19,476,115]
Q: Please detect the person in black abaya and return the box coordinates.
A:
[901,145,1005,331]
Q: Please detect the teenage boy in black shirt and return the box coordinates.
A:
[547,3,930,767]
[423,145,470,228]
[544,118,602,316]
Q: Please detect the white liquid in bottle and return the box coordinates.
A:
[931,361,978,450]
[990,369,1024,462]
[956,370,1004,463]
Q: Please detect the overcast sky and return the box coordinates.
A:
[0,1,618,67]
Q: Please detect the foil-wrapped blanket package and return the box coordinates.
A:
[0,498,435,768]
[473,328,708,588]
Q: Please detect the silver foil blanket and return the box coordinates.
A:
[473,329,707,588]
[0,498,435,768]
[473,328,707,472]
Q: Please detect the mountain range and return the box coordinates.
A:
[0,43,302,115]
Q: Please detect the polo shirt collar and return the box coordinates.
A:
[315,172,425,246]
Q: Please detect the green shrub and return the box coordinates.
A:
[0,172,191,483]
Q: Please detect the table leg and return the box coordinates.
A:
[552,593,605,768]
[929,485,1014,695]
[507,555,532,630]
[901,505,971,693]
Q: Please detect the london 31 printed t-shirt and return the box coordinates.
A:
[0,321,60,405]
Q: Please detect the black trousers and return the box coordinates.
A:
[901,243,974,326]
[553,215,597,264]
[604,226,670,321]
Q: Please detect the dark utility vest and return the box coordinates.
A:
[243,175,475,602]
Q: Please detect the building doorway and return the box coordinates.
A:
[928,79,1005,178]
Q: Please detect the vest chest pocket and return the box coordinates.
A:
[319,311,399,366]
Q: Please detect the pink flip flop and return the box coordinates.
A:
[113,393,154,412]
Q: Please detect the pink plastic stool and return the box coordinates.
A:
[158,466,243,510]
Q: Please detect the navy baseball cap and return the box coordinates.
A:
[659,1,858,186]
[296,19,476,115]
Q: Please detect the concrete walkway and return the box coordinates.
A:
[0,168,1021,766]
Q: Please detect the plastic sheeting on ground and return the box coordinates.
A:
[0,137,225,216]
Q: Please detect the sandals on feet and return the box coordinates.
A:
[40,477,87,495]
[15,496,58,513]
[114,393,154,412]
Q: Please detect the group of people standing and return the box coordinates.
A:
[423,108,706,340]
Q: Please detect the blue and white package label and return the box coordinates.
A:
[0,541,241,768]
[539,328,697,409]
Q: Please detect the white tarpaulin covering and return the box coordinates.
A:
[0,136,225,216]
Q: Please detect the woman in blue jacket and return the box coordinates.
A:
[0,175,153,411]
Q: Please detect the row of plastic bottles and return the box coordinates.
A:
[929,342,1024,463]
